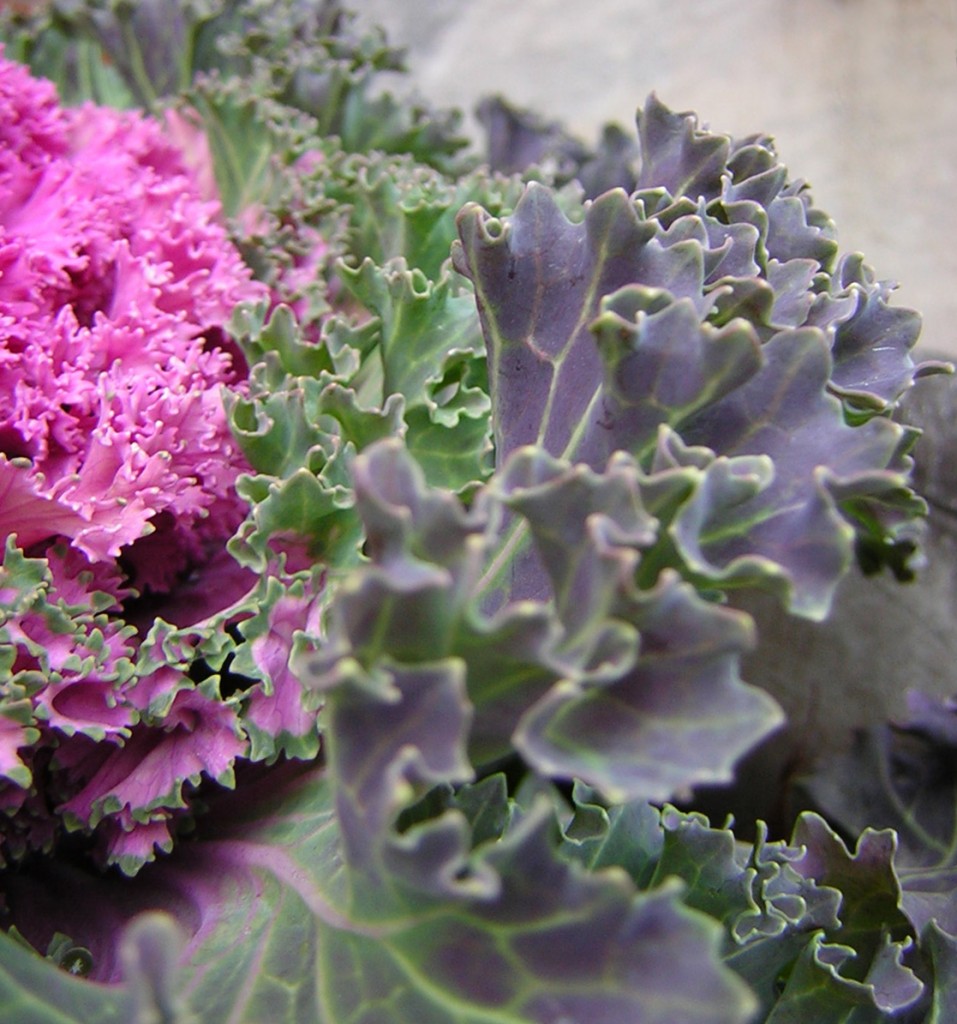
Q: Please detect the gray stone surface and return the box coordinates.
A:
[349,0,957,357]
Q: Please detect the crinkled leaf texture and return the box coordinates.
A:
[0,752,755,1023]
[804,691,957,1013]
[4,770,937,1023]
[0,437,781,1022]
[563,793,930,1022]
[1,0,470,173]
[453,96,930,620]
[299,439,783,802]
[0,8,944,1019]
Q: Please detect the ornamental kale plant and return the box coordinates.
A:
[0,2,953,1021]
[0,45,272,873]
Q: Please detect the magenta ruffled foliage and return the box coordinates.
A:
[0,49,263,586]
[0,52,318,874]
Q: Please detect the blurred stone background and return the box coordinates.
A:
[349,0,957,358]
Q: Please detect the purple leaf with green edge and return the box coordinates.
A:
[720,162,834,269]
[516,90,935,416]
[492,867,754,1024]
[297,438,780,805]
[825,254,924,412]
[341,804,758,1024]
[760,183,839,270]
[802,692,957,940]
[315,656,476,888]
[449,604,566,766]
[0,541,143,809]
[453,183,714,469]
[674,327,913,617]
[454,168,927,618]
[634,97,839,273]
[590,287,763,463]
[0,541,137,703]
[132,563,324,768]
[513,568,782,802]
[726,836,848,1015]
[789,814,915,985]
[494,446,781,797]
[494,446,658,637]
[0,537,267,876]
[321,441,491,669]
[304,592,759,1023]
[765,930,923,1023]
[57,685,246,871]
[657,197,762,284]
[316,439,563,766]
[634,94,731,201]
[764,258,820,328]
[477,93,593,183]
[0,704,38,790]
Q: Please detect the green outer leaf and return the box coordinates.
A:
[338,258,485,415]
[0,913,187,1024]
[763,932,891,1024]
[0,929,130,1024]
[1,761,757,1023]
[802,693,957,940]
[924,923,957,1024]
[789,815,912,974]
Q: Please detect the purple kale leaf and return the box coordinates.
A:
[453,96,933,619]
